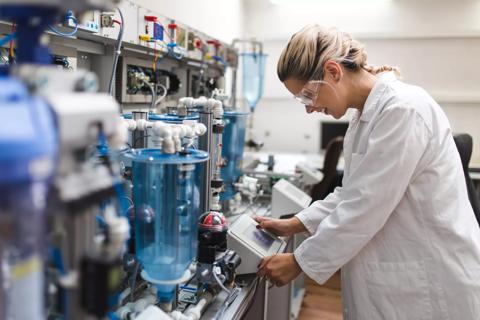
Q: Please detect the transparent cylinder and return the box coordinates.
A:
[241,53,267,112]
[212,131,223,181]
[128,149,208,302]
[221,112,249,200]
[0,182,48,320]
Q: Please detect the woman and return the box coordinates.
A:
[256,25,480,319]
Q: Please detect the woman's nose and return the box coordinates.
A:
[305,105,315,114]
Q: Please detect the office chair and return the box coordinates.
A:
[310,136,344,202]
[453,133,480,226]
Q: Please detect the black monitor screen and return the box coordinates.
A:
[320,122,349,150]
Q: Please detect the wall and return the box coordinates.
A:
[243,0,480,164]
[131,0,244,43]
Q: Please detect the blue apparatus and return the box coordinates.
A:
[126,149,208,303]
[241,53,267,112]
[221,111,249,200]
[0,78,57,319]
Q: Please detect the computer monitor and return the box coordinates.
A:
[320,121,349,150]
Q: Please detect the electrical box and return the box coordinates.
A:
[115,56,181,104]
[271,179,312,219]
[227,215,287,275]
[98,0,139,44]
[67,10,100,33]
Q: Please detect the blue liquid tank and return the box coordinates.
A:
[241,53,267,112]
[0,79,57,319]
[221,111,249,200]
[127,149,208,304]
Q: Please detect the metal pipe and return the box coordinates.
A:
[63,209,97,320]
[198,111,213,213]
[132,111,148,148]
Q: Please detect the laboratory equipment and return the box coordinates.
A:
[241,53,267,113]
[196,212,241,292]
[227,215,286,275]
[127,148,209,308]
[230,39,265,111]
[0,1,129,318]
[175,94,226,213]
[271,179,312,219]
[0,78,57,320]
[295,162,324,186]
[123,112,200,148]
[221,111,249,201]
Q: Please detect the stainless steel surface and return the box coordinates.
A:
[200,275,264,320]
[63,210,97,320]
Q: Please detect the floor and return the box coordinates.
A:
[297,272,343,320]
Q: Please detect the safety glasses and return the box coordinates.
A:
[294,80,322,106]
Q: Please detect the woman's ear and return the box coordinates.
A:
[324,60,343,83]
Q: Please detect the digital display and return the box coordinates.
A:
[245,224,276,253]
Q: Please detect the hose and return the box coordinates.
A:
[138,77,156,113]
[154,83,168,108]
[108,7,125,100]
[212,268,230,294]
[48,11,78,37]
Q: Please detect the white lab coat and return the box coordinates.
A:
[294,72,480,320]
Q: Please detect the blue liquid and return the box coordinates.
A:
[128,149,208,301]
[242,53,267,112]
[221,112,248,200]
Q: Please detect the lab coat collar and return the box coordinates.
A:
[359,72,397,122]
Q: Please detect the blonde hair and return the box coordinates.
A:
[277,25,400,82]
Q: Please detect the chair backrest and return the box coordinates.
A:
[323,136,344,176]
[453,133,480,225]
[310,136,344,201]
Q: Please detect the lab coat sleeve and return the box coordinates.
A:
[295,187,343,235]
[294,106,431,284]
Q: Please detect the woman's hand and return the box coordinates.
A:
[253,216,307,237]
[257,253,302,287]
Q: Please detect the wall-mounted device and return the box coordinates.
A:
[271,179,312,219]
[66,10,101,33]
[227,215,286,274]
[115,56,181,104]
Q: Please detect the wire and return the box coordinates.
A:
[48,11,78,37]
[122,196,134,206]
[168,46,184,60]
[212,287,241,320]
[0,32,16,48]
[130,262,141,302]
[212,266,231,294]
[9,22,15,63]
[108,7,125,99]
[138,77,156,113]
[154,84,168,108]
[212,55,228,67]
